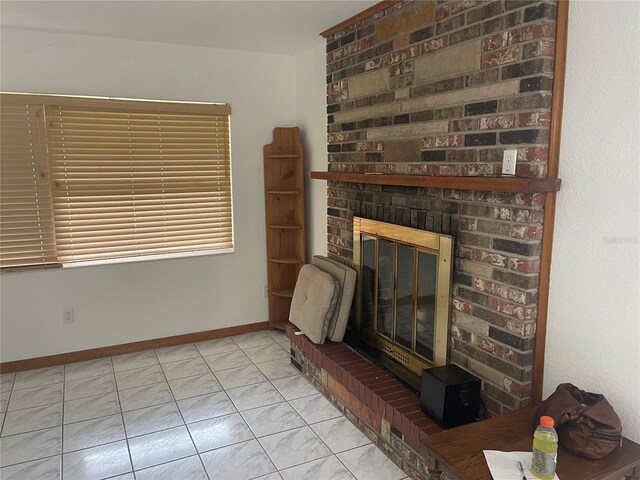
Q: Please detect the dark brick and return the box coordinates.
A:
[326,74,332,84]
[476,219,510,236]
[393,114,410,125]
[434,76,465,93]
[435,106,465,119]
[409,25,434,44]
[459,231,491,248]
[483,12,520,35]
[447,150,477,162]
[465,100,498,116]
[467,1,503,24]
[411,77,464,97]
[365,152,383,162]
[492,238,541,256]
[355,47,376,65]
[449,119,477,132]
[328,144,341,153]
[505,0,538,11]
[519,76,553,93]
[489,326,534,351]
[502,59,547,79]
[356,93,395,108]
[290,356,302,371]
[327,104,340,114]
[328,115,335,124]
[465,133,496,146]
[454,271,473,287]
[470,305,511,330]
[436,13,465,35]
[341,122,357,131]
[461,203,498,218]
[416,211,426,230]
[493,269,539,290]
[409,110,435,123]
[477,148,504,162]
[340,64,366,79]
[457,287,490,307]
[340,32,356,46]
[524,3,557,23]
[341,143,357,152]
[499,129,547,144]
[327,40,340,53]
[466,68,500,87]
[327,208,342,218]
[374,41,394,56]
[483,381,522,410]
[450,24,483,45]
[356,117,393,129]
[357,24,375,39]
[380,183,413,195]
[421,150,447,162]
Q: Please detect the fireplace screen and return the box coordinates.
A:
[354,217,453,377]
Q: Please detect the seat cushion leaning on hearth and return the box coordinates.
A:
[311,255,356,342]
[289,263,340,344]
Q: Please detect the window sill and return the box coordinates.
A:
[1,248,235,274]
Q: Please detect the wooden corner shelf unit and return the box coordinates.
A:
[264,128,306,331]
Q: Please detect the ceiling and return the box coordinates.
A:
[0,0,379,55]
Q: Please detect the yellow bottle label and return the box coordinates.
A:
[531,431,558,480]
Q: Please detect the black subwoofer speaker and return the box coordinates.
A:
[420,364,481,428]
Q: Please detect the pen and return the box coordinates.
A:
[517,460,528,480]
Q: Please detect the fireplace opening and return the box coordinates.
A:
[348,217,453,390]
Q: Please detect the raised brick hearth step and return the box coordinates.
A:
[286,324,443,454]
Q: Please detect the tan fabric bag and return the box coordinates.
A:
[535,383,623,460]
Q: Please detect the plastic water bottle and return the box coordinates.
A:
[531,415,558,479]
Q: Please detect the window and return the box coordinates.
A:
[0,93,233,270]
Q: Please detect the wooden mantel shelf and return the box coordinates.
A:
[310,171,561,194]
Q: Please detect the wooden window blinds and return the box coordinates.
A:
[0,93,233,269]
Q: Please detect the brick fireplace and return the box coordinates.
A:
[320,0,559,417]
[289,1,562,477]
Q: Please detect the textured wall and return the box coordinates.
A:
[545,1,640,442]
[323,0,557,414]
[296,43,330,260]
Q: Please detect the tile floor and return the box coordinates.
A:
[0,330,409,480]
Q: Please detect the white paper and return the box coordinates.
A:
[483,451,560,480]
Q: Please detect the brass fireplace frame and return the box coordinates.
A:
[353,217,453,378]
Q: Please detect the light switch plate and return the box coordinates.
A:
[502,149,517,175]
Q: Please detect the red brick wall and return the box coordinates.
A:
[324,0,557,415]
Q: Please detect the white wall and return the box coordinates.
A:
[544,1,640,441]
[0,29,296,361]
[295,42,328,259]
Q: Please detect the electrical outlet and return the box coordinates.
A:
[63,308,74,324]
[502,149,518,175]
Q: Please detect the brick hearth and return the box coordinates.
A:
[287,324,445,480]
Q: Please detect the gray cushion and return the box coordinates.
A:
[311,255,356,342]
[289,264,339,344]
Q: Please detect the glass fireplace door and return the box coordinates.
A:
[354,217,453,376]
